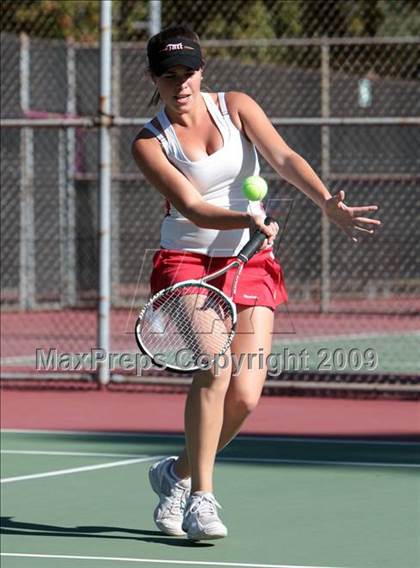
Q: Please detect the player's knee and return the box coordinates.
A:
[234,394,259,416]
[193,366,231,394]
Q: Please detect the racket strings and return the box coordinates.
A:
[139,284,234,367]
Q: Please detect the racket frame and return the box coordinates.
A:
[135,277,238,372]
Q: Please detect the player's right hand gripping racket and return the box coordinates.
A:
[135,217,274,372]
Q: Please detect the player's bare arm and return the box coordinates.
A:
[132,131,276,240]
[226,91,381,241]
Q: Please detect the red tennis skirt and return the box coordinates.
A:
[150,247,288,310]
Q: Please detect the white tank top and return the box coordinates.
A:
[144,92,266,256]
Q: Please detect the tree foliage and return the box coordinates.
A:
[1,0,101,42]
[1,0,418,42]
[0,0,148,41]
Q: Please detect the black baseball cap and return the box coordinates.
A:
[148,36,203,76]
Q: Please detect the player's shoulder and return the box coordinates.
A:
[133,117,163,143]
[204,91,255,114]
[132,118,162,158]
[224,91,256,107]
[222,92,260,129]
[223,91,259,117]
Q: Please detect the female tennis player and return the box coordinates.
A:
[132,25,380,541]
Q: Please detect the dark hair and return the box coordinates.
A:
[147,25,203,106]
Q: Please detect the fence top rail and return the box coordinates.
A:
[114,36,420,50]
[0,118,95,128]
[115,117,420,127]
[2,116,420,128]
[3,31,419,49]
[203,36,420,48]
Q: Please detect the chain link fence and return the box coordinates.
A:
[1,1,419,394]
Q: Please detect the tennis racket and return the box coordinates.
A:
[135,217,274,372]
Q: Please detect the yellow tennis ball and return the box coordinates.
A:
[242,176,268,201]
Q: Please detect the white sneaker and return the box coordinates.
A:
[149,456,191,536]
[182,492,228,541]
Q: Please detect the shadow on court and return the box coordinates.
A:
[0,517,213,548]
[20,431,420,465]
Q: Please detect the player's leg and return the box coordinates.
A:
[148,344,232,537]
[179,305,273,540]
[152,306,272,539]
[183,362,232,493]
[174,305,273,476]
[218,305,274,450]
[180,362,232,540]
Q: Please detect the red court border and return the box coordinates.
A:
[1,390,419,436]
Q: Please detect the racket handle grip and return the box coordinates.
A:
[237,216,275,263]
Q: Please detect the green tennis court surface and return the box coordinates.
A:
[272,333,419,375]
[1,431,419,568]
[4,332,417,379]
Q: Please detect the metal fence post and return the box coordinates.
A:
[58,127,67,306]
[19,32,35,310]
[149,0,161,37]
[97,0,113,385]
[65,39,77,307]
[111,42,120,307]
[320,40,331,312]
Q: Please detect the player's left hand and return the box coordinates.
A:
[323,190,381,242]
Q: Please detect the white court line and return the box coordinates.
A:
[0,355,35,365]
[1,450,147,458]
[0,553,344,568]
[2,428,419,446]
[0,455,161,484]
[272,330,420,344]
[2,449,418,470]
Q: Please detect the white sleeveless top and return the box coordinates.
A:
[144,92,266,256]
